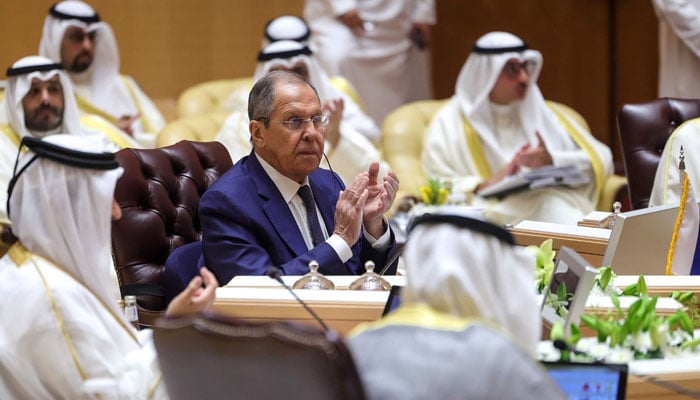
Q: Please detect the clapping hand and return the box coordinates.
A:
[362,162,399,238]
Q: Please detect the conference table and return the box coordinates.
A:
[211,220,700,399]
[213,275,405,336]
[213,274,700,399]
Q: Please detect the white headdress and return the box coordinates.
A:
[254,40,336,103]
[39,1,137,118]
[4,55,82,139]
[402,212,541,355]
[263,15,311,46]
[456,31,577,168]
[8,134,123,316]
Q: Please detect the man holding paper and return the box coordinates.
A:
[422,31,613,225]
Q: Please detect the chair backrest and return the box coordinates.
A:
[381,99,448,200]
[153,313,367,400]
[156,111,230,147]
[176,76,361,120]
[617,97,700,209]
[176,77,253,118]
[111,140,233,326]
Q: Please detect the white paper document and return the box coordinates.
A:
[477,165,589,199]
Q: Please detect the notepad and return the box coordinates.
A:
[477,165,589,199]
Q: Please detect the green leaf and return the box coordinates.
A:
[557,281,568,301]
[679,291,695,303]
[622,283,638,296]
[668,314,680,331]
[679,311,694,334]
[598,267,613,290]
[681,338,700,350]
[610,292,620,309]
[649,322,661,349]
[627,297,642,318]
[637,275,648,296]
[568,324,582,344]
[550,320,564,341]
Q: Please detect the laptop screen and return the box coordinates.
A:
[542,361,627,400]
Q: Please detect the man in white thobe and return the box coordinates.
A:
[304,0,436,125]
[0,134,217,399]
[652,0,700,98]
[650,117,700,205]
[422,31,613,226]
[348,211,565,400]
[39,0,165,148]
[1,55,137,236]
[216,40,388,184]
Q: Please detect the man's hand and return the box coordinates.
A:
[475,132,553,193]
[322,98,344,150]
[362,162,399,238]
[337,9,364,30]
[115,113,140,136]
[165,266,219,317]
[475,152,522,193]
[333,172,369,246]
[517,131,553,168]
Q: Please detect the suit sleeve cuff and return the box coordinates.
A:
[363,216,391,251]
[327,234,354,263]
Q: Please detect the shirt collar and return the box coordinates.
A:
[255,152,309,203]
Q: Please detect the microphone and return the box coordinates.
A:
[552,339,700,398]
[265,266,330,332]
[322,151,344,195]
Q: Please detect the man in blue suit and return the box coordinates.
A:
[199,70,399,285]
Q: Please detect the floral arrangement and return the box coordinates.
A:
[549,273,700,363]
[419,179,450,205]
[527,238,555,294]
[529,239,700,363]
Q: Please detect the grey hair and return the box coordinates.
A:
[247,70,319,127]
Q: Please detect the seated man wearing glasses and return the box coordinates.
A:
[422,31,613,226]
[216,39,388,184]
[199,71,399,284]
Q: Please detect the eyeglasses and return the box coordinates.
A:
[285,115,329,132]
[502,60,533,77]
[258,115,329,132]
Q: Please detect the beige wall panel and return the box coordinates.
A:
[0,0,304,100]
[614,0,659,160]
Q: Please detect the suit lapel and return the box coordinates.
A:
[246,154,308,257]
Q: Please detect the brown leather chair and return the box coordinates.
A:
[153,312,367,400]
[617,97,700,209]
[111,141,233,327]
